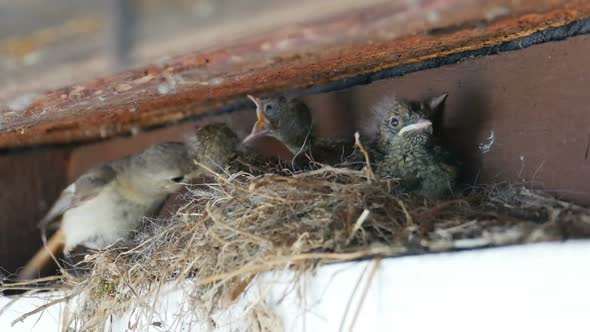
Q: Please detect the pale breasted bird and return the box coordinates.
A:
[17,142,198,280]
[18,123,248,280]
[242,94,356,165]
[373,93,458,199]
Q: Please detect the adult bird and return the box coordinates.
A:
[18,123,243,280]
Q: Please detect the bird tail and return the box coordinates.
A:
[18,228,65,280]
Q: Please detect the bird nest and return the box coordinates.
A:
[3,159,590,330]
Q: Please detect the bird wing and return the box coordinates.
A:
[21,163,118,280]
[39,163,117,229]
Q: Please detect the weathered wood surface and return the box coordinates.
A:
[0,0,589,148]
[0,149,71,274]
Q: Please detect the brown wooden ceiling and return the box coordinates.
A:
[0,0,589,149]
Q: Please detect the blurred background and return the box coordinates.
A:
[0,0,383,101]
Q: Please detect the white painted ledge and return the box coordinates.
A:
[2,241,590,332]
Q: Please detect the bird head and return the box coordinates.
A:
[185,123,240,176]
[126,142,196,196]
[243,94,313,154]
[374,93,448,151]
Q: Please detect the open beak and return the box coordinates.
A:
[243,95,271,143]
[398,119,432,136]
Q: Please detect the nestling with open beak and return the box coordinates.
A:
[243,94,356,165]
[374,93,458,199]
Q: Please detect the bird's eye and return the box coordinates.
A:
[170,176,184,183]
[265,104,273,112]
[390,117,399,127]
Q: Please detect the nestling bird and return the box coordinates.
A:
[186,123,242,174]
[373,93,458,199]
[18,123,244,280]
[186,122,267,178]
[242,94,356,165]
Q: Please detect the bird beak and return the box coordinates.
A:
[247,94,260,107]
[243,95,271,144]
[398,119,432,136]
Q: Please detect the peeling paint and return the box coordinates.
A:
[208,77,224,86]
[115,84,133,92]
[157,74,179,95]
[133,75,155,85]
[7,93,38,113]
[157,83,175,95]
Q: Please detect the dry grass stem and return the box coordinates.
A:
[349,209,371,240]
[348,257,382,332]
[354,132,375,181]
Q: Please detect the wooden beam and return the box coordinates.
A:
[0,0,589,148]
